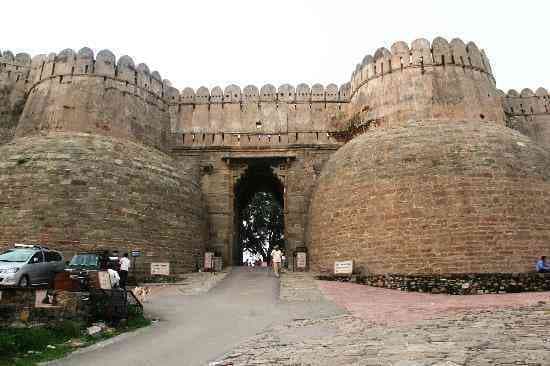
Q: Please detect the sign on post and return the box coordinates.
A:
[131,250,141,257]
[334,260,354,275]
[151,262,170,276]
[296,252,307,269]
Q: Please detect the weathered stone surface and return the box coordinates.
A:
[318,272,550,295]
[0,133,207,276]
[308,120,550,274]
[214,303,550,366]
[503,88,550,149]
[1,38,550,275]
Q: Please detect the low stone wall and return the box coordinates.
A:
[355,273,550,295]
[0,288,88,327]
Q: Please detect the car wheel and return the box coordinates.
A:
[18,275,30,287]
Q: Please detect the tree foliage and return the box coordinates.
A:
[239,191,284,262]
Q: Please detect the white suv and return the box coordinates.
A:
[0,244,65,287]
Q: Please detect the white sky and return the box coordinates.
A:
[2,0,547,92]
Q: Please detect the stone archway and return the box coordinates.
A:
[231,159,287,266]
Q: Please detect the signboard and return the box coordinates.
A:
[296,252,307,269]
[204,252,214,270]
[334,260,354,275]
[151,262,170,276]
[98,271,113,289]
[131,250,141,257]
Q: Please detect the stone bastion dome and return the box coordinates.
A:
[0,133,207,275]
[307,120,550,275]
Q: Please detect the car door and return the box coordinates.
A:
[26,251,45,285]
[29,251,48,285]
[45,251,64,282]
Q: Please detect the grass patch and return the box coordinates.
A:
[0,314,150,366]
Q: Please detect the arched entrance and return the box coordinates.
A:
[233,162,285,266]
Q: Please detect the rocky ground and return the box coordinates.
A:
[214,273,550,366]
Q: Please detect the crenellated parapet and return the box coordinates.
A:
[501,88,550,149]
[348,37,504,126]
[174,83,350,105]
[26,48,177,102]
[501,88,550,116]
[0,50,31,145]
[0,50,31,84]
[350,37,494,96]
[17,48,177,151]
[169,83,351,145]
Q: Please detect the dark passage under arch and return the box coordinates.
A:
[233,162,285,266]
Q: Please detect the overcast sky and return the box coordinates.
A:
[2,0,547,92]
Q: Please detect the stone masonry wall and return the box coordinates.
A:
[16,48,176,152]
[170,146,336,266]
[0,133,207,276]
[170,83,350,140]
[502,88,550,150]
[307,120,550,275]
[355,273,550,295]
[0,50,31,145]
[349,38,504,127]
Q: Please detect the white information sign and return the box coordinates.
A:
[334,260,354,275]
[98,271,112,289]
[151,262,170,275]
[296,252,307,268]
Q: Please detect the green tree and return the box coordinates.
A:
[239,191,284,262]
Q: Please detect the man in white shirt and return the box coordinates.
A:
[119,253,131,289]
[271,246,283,277]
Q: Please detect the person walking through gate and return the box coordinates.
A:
[119,253,131,289]
[271,246,283,277]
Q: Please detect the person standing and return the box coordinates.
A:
[119,253,131,289]
[271,246,283,277]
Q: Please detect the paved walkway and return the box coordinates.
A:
[319,280,550,326]
[215,278,550,366]
[51,267,342,366]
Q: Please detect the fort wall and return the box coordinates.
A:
[0,133,208,276]
[0,50,31,144]
[169,83,350,148]
[16,48,178,151]
[502,88,550,149]
[349,37,504,126]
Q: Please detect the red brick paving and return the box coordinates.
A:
[318,280,550,326]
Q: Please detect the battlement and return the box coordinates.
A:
[347,37,503,126]
[176,83,351,105]
[501,88,550,116]
[350,37,494,98]
[26,48,178,102]
[0,50,31,85]
[501,87,550,149]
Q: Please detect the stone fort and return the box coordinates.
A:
[1,37,549,276]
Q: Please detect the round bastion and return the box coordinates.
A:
[307,120,550,275]
[0,133,207,275]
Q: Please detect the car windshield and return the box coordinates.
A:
[0,249,36,262]
[69,254,99,268]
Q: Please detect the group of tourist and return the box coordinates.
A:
[107,252,131,289]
